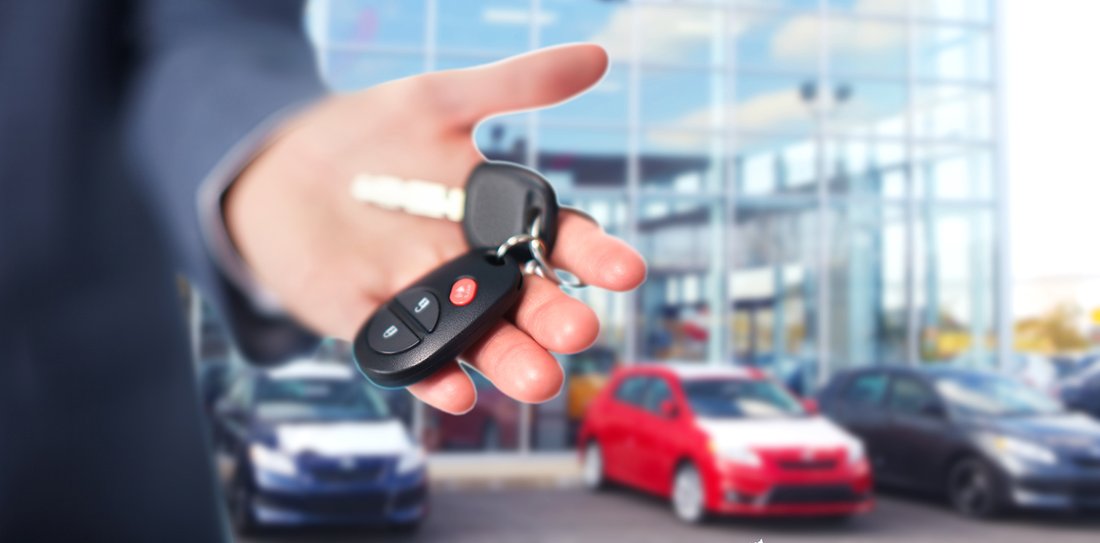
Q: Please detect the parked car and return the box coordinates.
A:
[1058,362,1100,420]
[211,361,427,532]
[578,363,873,523]
[819,366,1100,517]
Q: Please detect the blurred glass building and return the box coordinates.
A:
[288,0,1006,452]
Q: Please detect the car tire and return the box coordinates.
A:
[231,477,260,535]
[671,463,708,524]
[582,441,607,491]
[947,457,1005,518]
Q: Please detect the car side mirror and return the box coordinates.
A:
[659,399,680,419]
[802,398,819,414]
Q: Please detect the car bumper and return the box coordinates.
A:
[708,462,873,516]
[1007,472,1100,510]
[251,469,428,526]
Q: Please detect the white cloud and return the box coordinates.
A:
[589,5,759,63]
[771,0,907,62]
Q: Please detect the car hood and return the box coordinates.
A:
[267,419,414,457]
[696,415,860,451]
[976,412,1100,452]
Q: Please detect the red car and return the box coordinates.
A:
[578,364,873,523]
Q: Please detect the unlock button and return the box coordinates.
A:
[367,309,419,354]
[397,289,440,332]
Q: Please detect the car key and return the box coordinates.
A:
[352,250,524,388]
[350,161,560,259]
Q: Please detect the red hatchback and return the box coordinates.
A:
[578,364,873,523]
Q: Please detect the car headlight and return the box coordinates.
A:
[711,442,762,468]
[846,440,866,464]
[249,444,297,477]
[396,446,427,475]
[987,434,1058,465]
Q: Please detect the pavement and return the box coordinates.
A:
[426,452,580,491]
[239,453,1100,543]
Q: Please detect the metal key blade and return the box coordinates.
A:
[350,174,466,222]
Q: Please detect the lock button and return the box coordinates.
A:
[396,289,440,333]
[366,308,419,354]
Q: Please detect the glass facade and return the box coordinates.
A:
[297,0,1005,452]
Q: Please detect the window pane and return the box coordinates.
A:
[436,0,532,57]
[914,206,996,364]
[829,80,908,138]
[736,9,820,73]
[842,373,889,407]
[915,24,991,82]
[640,131,724,192]
[828,18,907,78]
[637,199,722,362]
[914,85,993,141]
[826,140,908,198]
[640,68,721,129]
[828,204,909,367]
[737,133,818,198]
[731,198,819,393]
[912,144,994,200]
[312,0,426,48]
[735,74,818,135]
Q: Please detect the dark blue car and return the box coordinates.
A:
[211,361,427,533]
[820,366,1100,517]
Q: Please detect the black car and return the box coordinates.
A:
[1059,361,1100,420]
[211,361,428,533]
[820,366,1100,517]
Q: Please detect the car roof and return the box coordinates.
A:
[627,362,762,381]
[264,360,357,381]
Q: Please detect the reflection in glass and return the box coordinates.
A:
[827,204,909,367]
[731,199,818,393]
[825,139,907,198]
[915,207,995,364]
[915,24,991,82]
[912,144,994,199]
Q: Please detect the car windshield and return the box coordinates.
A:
[683,379,805,419]
[933,373,1063,417]
[254,378,390,421]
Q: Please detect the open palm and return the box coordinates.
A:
[225,44,645,414]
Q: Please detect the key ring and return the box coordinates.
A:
[525,215,586,289]
[494,233,537,262]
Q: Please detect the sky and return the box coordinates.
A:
[1004,0,1100,282]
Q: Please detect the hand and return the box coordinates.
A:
[225,44,646,414]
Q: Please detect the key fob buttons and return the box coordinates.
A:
[396,289,440,333]
[366,308,420,354]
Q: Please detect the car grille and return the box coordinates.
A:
[777,459,838,471]
[767,484,862,505]
[302,457,391,484]
[259,492,390,516]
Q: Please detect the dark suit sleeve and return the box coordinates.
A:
[126,0,327,364]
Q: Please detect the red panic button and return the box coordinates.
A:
[449,277,478,306]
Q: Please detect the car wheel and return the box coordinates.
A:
[231,477,259,535]
[671,463,707,524]
[947,457,1004,518]
[582,441,607,491]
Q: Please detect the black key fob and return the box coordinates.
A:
[352,250,524,388]
[463,161,559,259]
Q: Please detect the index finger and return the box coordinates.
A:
[550,211,646,291]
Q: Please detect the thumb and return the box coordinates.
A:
[431,43,609,128]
